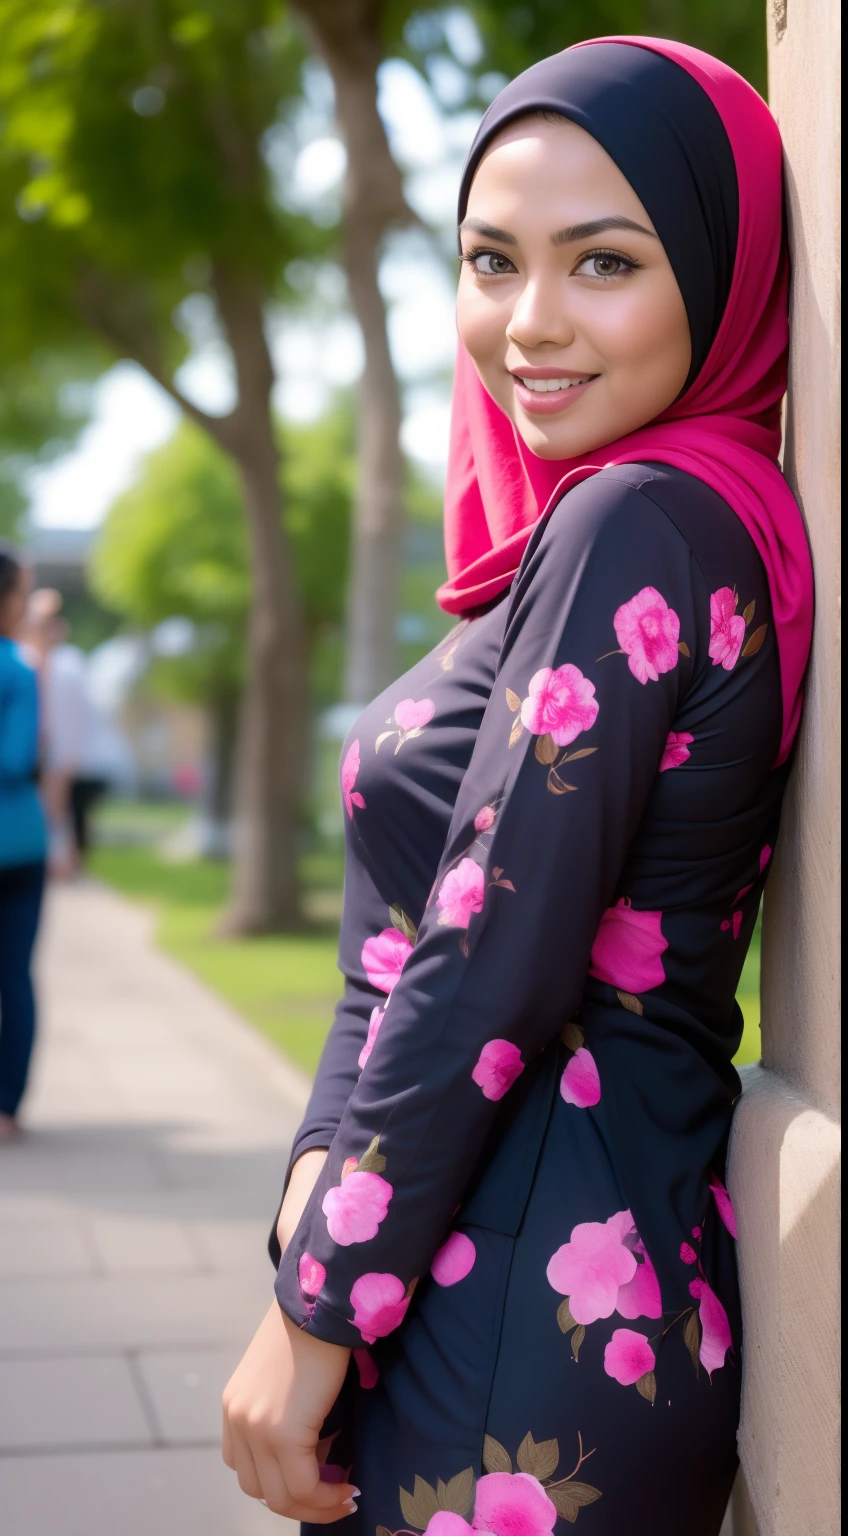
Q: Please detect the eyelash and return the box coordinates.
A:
[460,245,643,282]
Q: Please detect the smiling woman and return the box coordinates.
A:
[222,37,813,1536]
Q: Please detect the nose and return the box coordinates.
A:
[506,274,576,351]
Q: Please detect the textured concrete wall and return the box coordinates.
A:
[727,2,841,1532]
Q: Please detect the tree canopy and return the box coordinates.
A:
[91,406,355,706]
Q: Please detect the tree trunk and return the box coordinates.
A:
[342,218,405,704]
[214,264,310,933]
[292,0,416,706]
[199,687,239,859]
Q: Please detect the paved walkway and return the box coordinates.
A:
[0,881,310,1536]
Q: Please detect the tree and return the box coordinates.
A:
[0,354,96,537]
[290,0,421,709]
[91,410,354,843]
[0,0,325,931]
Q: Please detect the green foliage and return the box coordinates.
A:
[0,0,325,391]
[90,405,354,705]
[472,1,766,97]
[392,1,766,107]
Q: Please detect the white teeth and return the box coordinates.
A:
[518,376,590,392]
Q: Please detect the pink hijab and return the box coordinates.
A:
[436,37,812,766]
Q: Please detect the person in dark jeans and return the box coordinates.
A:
[0,542,47,1139]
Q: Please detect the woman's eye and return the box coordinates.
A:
[576,251,634,280]
[466,249,516,276]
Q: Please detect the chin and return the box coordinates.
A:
[514,415,604,461]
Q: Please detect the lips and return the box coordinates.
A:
[512,374,597,415]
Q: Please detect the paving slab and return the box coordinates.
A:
[0,881,312,1535]
[135,1347,244,1443]
[0,1220,94,1278]
[0,1355,152,1451]
[0,1447,298,1536]
[88,1214,202,1275]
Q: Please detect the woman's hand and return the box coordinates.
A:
[222,1300,355,1521]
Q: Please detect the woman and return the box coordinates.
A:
[222,39,813,1536]
[0,542,47,1138]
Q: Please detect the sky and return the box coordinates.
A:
[26,42,491,531]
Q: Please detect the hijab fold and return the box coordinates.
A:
[437,37,813,767]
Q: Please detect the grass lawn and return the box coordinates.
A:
[89,836,344,1077]
[89,801,761,1075]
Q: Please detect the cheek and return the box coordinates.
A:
[456,278,508,372]
[582,283,689,382]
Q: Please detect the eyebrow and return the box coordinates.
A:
[458,215,658,246]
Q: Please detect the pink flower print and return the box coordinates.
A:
[472,1039,525,1101]
[615,1242,662,1320]
[709,587,746,670]
[350,1271,410,1343]
[361,927,412,993]
[431,1231,476,1287]
[353,1346,379,1389]
[394,697,436,732]
[319,1463,349,1484]
[426,1516,477,1536]
[298,1252,326,1302]
[720,912,744,940]
[560,1047,601,1108]
[341,739,366,819]
[604,1328,656,1387]
[614,586,681,684]
[474,805,496,832]
[659,730,694,772]
[589,899,668,993]
[710,1176,738,1239]
[322,1170,392,1246]
[760,844,772,873]
[358,1005,385,1070]
[546,1208,637,1324]
[680,1241,698,1265]
[437,858,486,928]
[692,1225,702,1239]
[472,1473,557,1536]
[689,1278,733,1376]
[520,664,599,746]
[341,1156,359,1180]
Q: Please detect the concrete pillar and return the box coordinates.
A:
[726,2,842,1534]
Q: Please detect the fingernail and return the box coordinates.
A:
[344,1500,359,1513]
[350,1489,362,1499]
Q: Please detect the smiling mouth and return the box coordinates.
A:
[513,374,597,393]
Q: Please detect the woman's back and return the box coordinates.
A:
[0,637,45,869]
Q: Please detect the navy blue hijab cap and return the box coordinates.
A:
[458,42,739,389]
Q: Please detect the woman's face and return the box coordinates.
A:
[0,563,31,638]
[456,116,691,460]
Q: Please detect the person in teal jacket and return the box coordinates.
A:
[0,541,47,1138]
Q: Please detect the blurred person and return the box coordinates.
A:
[0,542,47,1139]
[222,40,813,1536]
[23,591,113,871]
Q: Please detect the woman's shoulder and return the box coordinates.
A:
[0,642,39,716]
[540,461,770,605]
[0,638,38,683]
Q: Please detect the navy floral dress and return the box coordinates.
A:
[272,464,785,1536]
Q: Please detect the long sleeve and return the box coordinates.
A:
[276,475,710,1346]
[268,973,386,1267]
